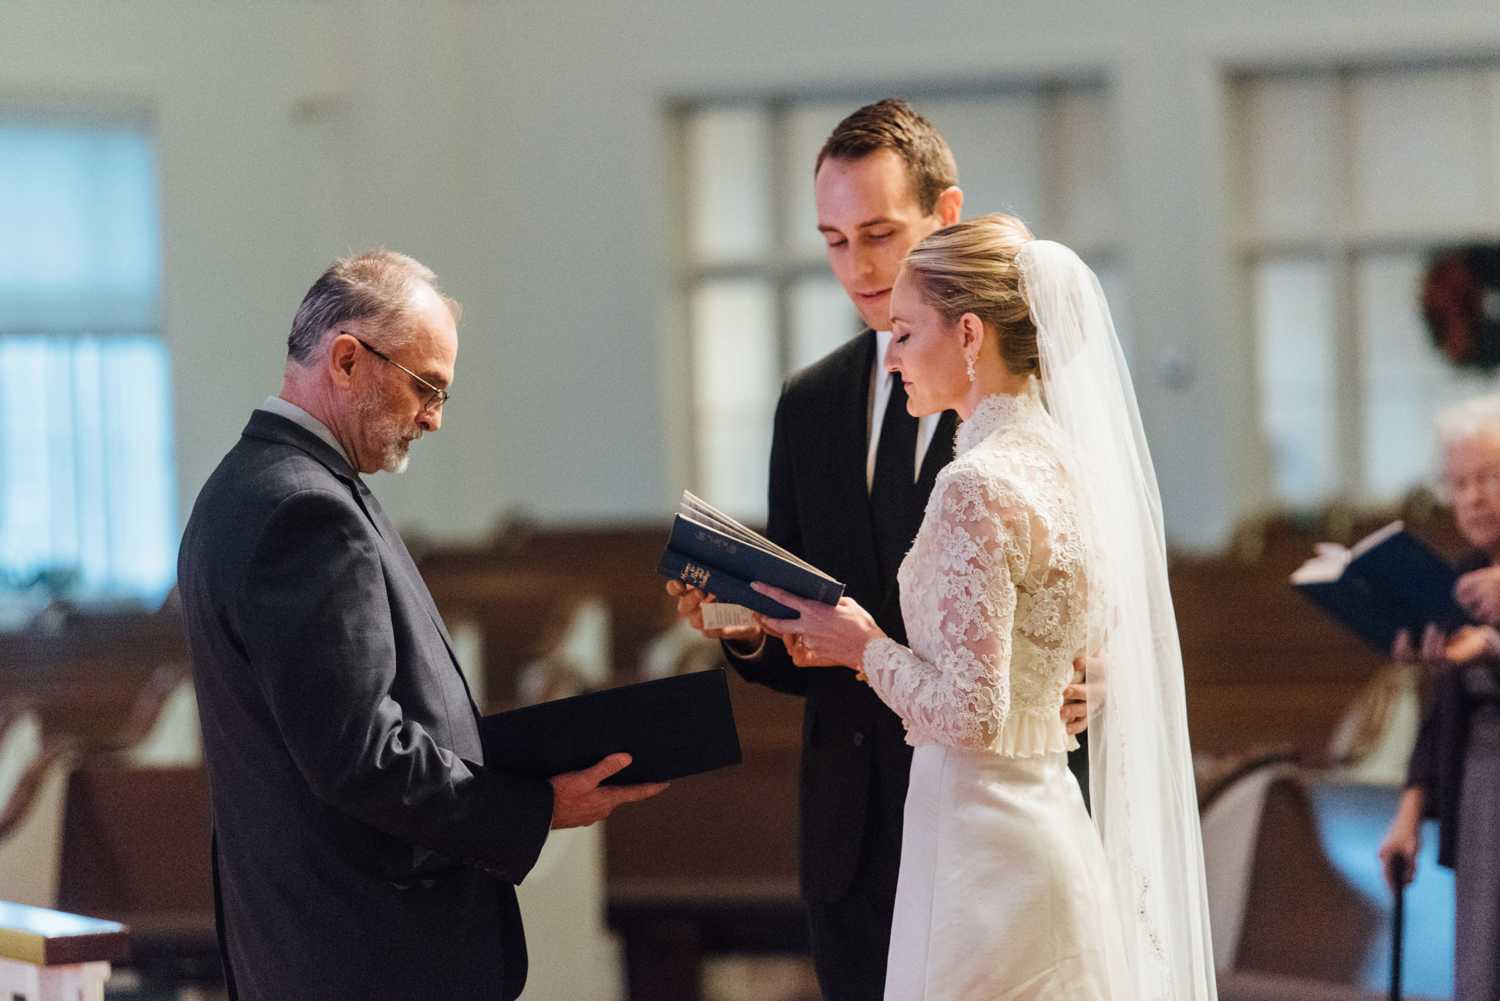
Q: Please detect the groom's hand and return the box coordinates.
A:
[665,580,764,645]
[1061,655,1106,736]
[548,753,668,829]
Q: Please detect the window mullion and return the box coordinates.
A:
[769,99,794,382]
[1331,71,1365,503]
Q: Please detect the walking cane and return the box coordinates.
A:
[1389,851,1408,1001]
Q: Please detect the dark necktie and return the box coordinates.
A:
[869,373,921,581]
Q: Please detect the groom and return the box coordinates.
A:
[668,100,1091,1000]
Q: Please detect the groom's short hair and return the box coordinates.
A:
[816,99,958,215]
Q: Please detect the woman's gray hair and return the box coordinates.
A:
[1437,393,1500,450]
[286,248,461,363]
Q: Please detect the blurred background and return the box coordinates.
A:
[4,2,1500,999]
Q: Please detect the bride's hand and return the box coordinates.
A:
[750,583,886,671]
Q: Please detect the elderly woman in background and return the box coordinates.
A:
[1380,392,1500,1001]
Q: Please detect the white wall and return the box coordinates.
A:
[5,0,1500,549]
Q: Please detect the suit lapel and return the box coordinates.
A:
[245,410,480,719]
[918,409,959,494]
[354,479,458,655]
[355,481,486,722]
[880,408,958,616]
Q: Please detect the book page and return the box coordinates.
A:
[1290,543,1352,584]
[701,602,756,631]
[1348,519,1404,560]
[680,490,835,581]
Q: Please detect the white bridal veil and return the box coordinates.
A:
[1020,239,1218,1000]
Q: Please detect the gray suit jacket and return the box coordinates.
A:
[179,410,554,1001]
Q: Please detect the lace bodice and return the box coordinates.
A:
[863,387,1087,756]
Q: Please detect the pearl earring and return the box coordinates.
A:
[965,354,976,384]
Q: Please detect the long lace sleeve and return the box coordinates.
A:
[861,465,1030,749]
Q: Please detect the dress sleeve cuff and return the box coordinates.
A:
[861,637,904,701]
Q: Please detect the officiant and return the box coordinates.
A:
[178,249,666,1001]
[1380,392,1500,1001]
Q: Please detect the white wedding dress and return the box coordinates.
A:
[862,386,1124,1001]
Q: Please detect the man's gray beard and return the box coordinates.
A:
[356,390,420,474]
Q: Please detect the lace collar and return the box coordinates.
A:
[955,383,1043,457]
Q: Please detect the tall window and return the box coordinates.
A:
[0,122,175,615]
[675,84,1123,520]
[1234,64,1500,509]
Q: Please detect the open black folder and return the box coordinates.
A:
[478,668,743,786]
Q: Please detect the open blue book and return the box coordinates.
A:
[657,490,844,628]
[1290,519,1473,655]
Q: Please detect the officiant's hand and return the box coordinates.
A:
[1456,566,1500,624]
[548,753,668,830]
[750,584,885,671]
[665,581,764,645]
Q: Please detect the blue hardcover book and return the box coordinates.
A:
[657,491,846,626]
[657,548,799,619]
[668,514,845,606]
[1291,520,1473,654]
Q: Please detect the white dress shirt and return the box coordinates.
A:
[867,330,942,490]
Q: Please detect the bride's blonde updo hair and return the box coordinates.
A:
[902,213,1038,375]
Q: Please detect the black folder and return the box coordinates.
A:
[478,668,743,786]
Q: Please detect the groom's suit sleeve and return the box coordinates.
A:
[238,487,555,880]
[722,382,814,697]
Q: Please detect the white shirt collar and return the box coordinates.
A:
[873,329,893,374]
[259,395,355,468]
[866,330,944,490]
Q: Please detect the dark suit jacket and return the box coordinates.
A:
[726,331,956,903]
[178,410,555,1001]
[1406,549,1493,870]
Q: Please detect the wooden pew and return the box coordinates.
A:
[0,707,80,911]
[1212,770,1451,1001]
[0,494,1456,999]
[0,608,216,987]
[1174,500,1463,765]
[0,605,190,755]
[54,763,217,986]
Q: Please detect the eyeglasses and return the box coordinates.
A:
[1445,466,1500,498]
[350,335,450,413]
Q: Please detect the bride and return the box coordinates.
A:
[753,214,1216,1000]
